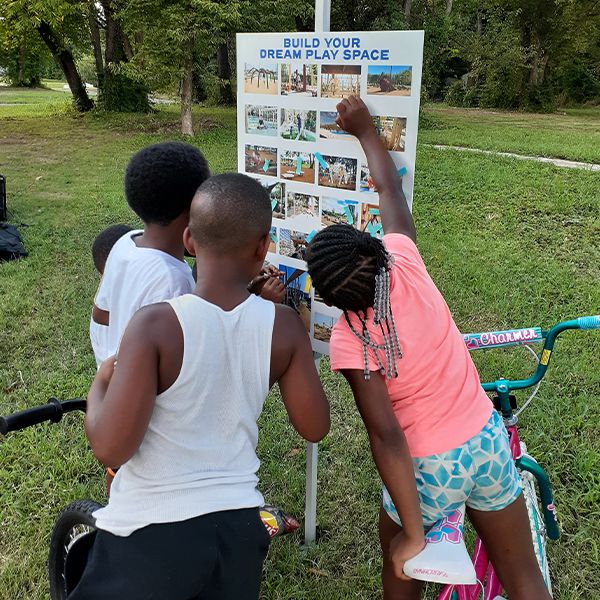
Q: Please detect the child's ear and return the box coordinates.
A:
[183,226,196,257]
[256,232,270,262]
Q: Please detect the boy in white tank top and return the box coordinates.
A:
[70,174,330,600]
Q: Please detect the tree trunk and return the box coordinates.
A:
[87,2,104,88]
[37,21,93,112]
[18,44,25,85]
[217,41,234,106]
[477,12,483,36]
[181,37,194,136]
[100,0,148,112]
[445,0,453,16]
[404,0,412,19]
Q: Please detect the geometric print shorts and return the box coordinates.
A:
[383,410,522,528]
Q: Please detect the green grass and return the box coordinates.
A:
[420,104,600,164]
[1,91,599,599]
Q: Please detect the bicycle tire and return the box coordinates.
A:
[519,462,553,596]
[48,499,104,600]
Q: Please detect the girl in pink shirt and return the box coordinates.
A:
[306,97,551,600]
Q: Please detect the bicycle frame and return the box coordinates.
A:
[436,316,599,599]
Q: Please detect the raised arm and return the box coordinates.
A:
[270,305,330,442]
[336,96,416,241]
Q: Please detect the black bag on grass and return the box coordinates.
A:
[0,223,27,261]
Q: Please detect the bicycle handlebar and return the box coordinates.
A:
[0,398,86,436]
[475,316,600,394]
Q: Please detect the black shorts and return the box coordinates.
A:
[68,507,271,600]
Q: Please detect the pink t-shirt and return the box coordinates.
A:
[330,233,492,458]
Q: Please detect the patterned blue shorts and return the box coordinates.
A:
[383,411,522,528]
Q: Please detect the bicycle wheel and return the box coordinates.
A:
[48,499,104,600]
[519,465,553,596]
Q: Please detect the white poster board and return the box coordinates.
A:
[236,31,424,355]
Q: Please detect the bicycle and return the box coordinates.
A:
[402,315,600,599]
[0,400,299,600]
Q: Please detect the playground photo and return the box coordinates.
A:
[359,163,379,193]
[285,191,319,220]
[373,116,407,151]
[318,155,358,190]
[244,63,278,94]
[321,196,359,227]
[279,150,315,184]
[278,264,312,332]
[244,145,278,177]
[280,109,317,142]
[367,65,412,96]
[258,179,285,219]
[278,228,309,261]
[245,105,278,136]
[280,63,318,96]
[319,111,357,141]
[320,65,361,98]
[313,312,336,342]
[269,227,277,253]
[361,202,383,238]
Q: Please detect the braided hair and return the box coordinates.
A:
[306,224,402,380]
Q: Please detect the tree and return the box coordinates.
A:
[0,0,94,111]
[119,0,244,134]
[99,1,149,112]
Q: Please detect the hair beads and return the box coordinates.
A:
[307,224,402,381]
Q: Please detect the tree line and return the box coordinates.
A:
[1,0,598,132]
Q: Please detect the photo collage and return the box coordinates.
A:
[238,48,419,353]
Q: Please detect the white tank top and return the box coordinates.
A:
[93,293,275,536]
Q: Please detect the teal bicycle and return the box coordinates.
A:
[402,315,600,599]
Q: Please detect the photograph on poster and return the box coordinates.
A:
[367,65,412,96]
[244,63,278,94]
[361,203,383,239]
[279,151,315,184]
[245,145,278,177]
[280,109,317,142]
[359,163,378,193]
[279,228,309,261]
[257,179,285,218]
[319,111,357,141]
[279,264,312,332]
[269,227,278,253]
[286,191,319,220]
[373,116,406,151]
[245,105,278,136]
[313,312,336,343]
[281,63,318,96]
[318,155,358,191]
[321,65,361,98]
[321,197,359,227]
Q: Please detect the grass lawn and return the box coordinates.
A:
[420,104,600,164]
[1,92,599,599]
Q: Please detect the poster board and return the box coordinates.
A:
[236,31,424,354]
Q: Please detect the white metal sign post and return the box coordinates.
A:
[236,0,424,546]
[303,0,330,547]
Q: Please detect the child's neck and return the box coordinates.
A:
[194,258,253,312]
[135,222,186,261]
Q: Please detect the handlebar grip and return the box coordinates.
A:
[577,315,600,330]
[0,398,63,435]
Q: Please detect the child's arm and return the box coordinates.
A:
[343,369,425,578]
[336,96,416,242]
[271,305,330,442]
[85,304,178,467]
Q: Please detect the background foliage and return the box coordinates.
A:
[1,0,599,113]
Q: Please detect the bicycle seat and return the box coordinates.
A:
[403,506,477,585]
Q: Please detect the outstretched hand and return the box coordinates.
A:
[335,96,374,139]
